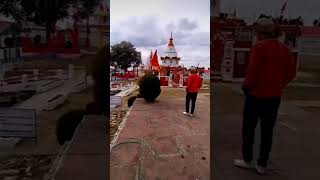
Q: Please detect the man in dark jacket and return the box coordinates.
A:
[233,17,297,174]
[183,68,203,117]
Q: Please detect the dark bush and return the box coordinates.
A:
[33,35,41,45]
[10,96,17,104]
[128,96,136,107]
[139,73,161,102]
[56,109,86,145]
[85,102,102,115]
[65,41,73,48]
[4,37,14,47]
[19,90,36,101]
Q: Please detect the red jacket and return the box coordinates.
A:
[187,74,203,93]
[244,39,297,97]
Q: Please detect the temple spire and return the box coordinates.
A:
[168,32,174,47]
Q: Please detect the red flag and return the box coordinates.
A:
[151,50,160,70]
[148,50,153,69]
[99,4,104,11]
[281,1,287,13]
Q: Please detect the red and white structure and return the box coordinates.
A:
[212,16,301,82]
[160,32,181,67]
[158,33,191,87]
[144,33,207,87]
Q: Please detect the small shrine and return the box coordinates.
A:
[145,33,190,88]
[160,32,181,68]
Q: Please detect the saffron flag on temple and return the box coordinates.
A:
[146,50,153,70]
[281,0,287,13]
[99,3,104,11]
[151,49,161,70]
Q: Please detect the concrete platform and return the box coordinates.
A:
[110,89,210,179]
[212,83,320,180]
[53,115,108,180]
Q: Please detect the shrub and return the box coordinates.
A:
[33,35,41,45]
[65,41,73,48]
[56,109,86,145]
[127,96,136,107]
[19,90,36,100]
[4,37,14,47]
[85,102,102,115]
[139,73,161,102]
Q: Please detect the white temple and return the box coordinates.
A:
[160,33,181,67]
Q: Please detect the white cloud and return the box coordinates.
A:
[221,0,320,25]
[111,0,210,67]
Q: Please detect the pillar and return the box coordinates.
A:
[179,73,183,88]
[57,69,64,80]
[21,74,27,84]
[33,69,39,81]
[68,64,74,79]
[169,72,173,87]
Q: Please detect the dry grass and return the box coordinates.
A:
[283,55,320,100]
[295,55,320,84]
[160,88,186,98]
[283,86,320,101]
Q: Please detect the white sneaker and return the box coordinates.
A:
[256,165,267,175]
[233,159,253,169]
[183,112,189,115]
[188,113,194,117]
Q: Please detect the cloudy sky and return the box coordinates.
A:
[220,0,320,25]
[111,0,210,68]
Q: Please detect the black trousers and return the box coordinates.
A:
[242,95,281,167]
[186,92,198,114]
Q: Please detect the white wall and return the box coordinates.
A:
[161,59,179,67]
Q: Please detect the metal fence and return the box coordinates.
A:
[0,108,37,143]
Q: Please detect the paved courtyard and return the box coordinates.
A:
[110,88,210,180]
[212,82,320,180]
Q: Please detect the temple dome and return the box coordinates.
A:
[161,32,181,60]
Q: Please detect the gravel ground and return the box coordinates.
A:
[110,110,127,142]
[0,155,54,180]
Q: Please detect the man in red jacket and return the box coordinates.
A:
[183,68,203,117]
[233,17,297,174]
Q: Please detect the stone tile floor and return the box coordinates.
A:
[111,88,210,180]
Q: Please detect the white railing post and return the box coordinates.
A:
[110,76,112,89]
[21,74,27,85]
[179,74,183,88]
[33,69,39,81]
[57,69,64,80]
[68,64,74,79]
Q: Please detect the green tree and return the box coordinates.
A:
[110,41,142,72]
[0,0,74,42]
[76,0,102,39]
[0,0,30,25]
[0,0,102,42]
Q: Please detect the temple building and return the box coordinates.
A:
[160,33,181,67]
